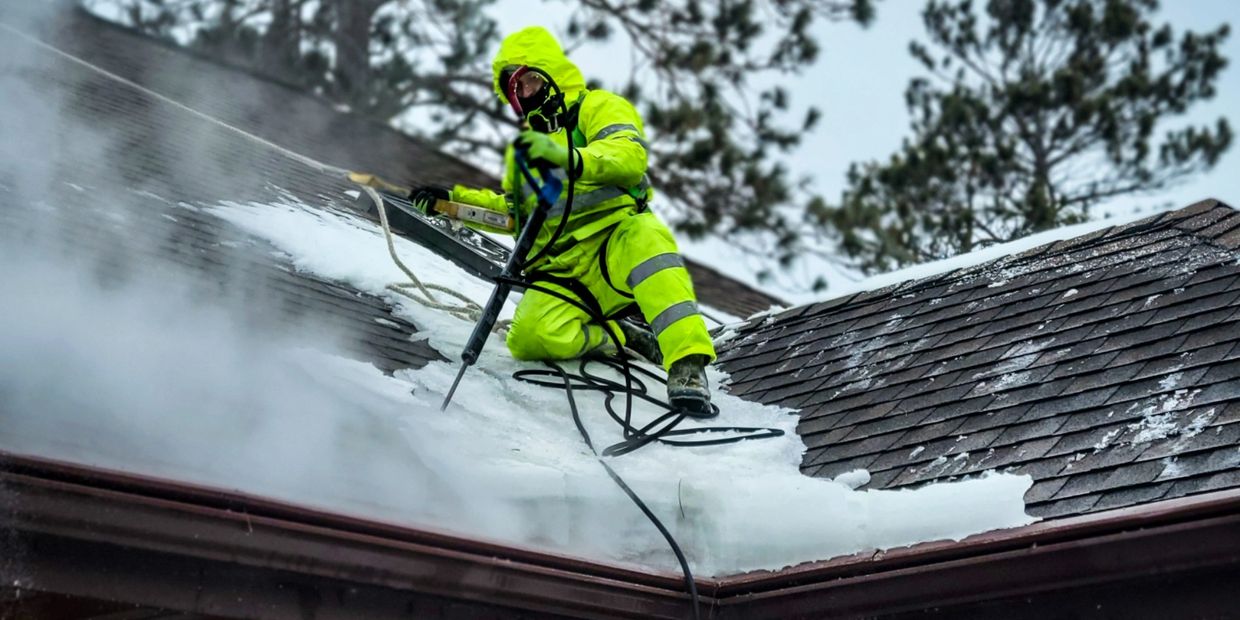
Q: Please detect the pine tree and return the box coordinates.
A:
[81,0,875,269]
[819,0,1231,274]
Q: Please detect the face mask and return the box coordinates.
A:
[503,66,562,131]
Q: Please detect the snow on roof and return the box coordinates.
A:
[200,196,1035,574]
[716,199,1240,522]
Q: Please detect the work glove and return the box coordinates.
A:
[408,185,451,215]
[517,130,576,175]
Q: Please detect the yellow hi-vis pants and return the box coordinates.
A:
[505,211,716,370]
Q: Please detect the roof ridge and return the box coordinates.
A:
[747,200,1237,333]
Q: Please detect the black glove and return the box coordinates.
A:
[408,186,451,214]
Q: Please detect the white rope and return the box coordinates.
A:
[2,21,502,331]
[365,185,511,331]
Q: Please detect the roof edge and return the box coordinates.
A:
[717,486,1240,593]
[5,451,1239,618]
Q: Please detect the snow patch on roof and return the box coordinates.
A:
[1,193,1036,578]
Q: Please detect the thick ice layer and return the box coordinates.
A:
[0,194,1035,576]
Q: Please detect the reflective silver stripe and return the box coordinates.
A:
[548,185,628,217]
[651,301,700,336]
[626,253,685,289]
[592,123,640,142]
[627,135,649,150]
[544,173,653,218]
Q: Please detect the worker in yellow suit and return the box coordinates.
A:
[407,26,716,414]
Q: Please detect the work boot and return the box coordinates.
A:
[667,354,714,417]
[617,319,663,366]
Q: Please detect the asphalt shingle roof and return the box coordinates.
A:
[717,200,1240,519]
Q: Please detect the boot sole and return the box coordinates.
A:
[669,392,717,418]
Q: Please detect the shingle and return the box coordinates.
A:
[1172,204,1233,232]
[919,332,998,368]
[1174,302,1240,335]
[1108,366,1211,404]
[892,416,969,448]
[993,415,1069,446]
[1055,459,1164,500]
[1059,363,1145,397]
[1167,199,1222,224]
[964,364,1058,399]
[837,402,917,433]
[1027,493,1101,519]
[1218,226,1240,250]
[1211,400,1240,426]
[1006,457,1069,482]
[1199,358,1240,384]
[954,404,1030,435]
[1044,225,1114,254]
[1179,327,1240,357]
[1198,212,1240,239]
[982,437,1060,470]
[1167,469,1240,499]
[1052,421,1134,454]
[1110,333,1190,368]
[1090,481,1174,512]
[1135,345,1232,384]
[798,421,854,446]
[1146,434,1240,477]
[1042,348,1119,381]
[1058,442,1152,477]
[803,453,881,478]
[916,393,996,426]
[756,376,830,408]
[865,467,903,490]
[892,375,971,407]
[1094,319,1188,356]
[1025,477,1070,504]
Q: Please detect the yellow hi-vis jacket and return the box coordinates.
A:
[450,26,653,270]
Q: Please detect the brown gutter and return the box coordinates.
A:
[5,450,1240,619]
[1,450,712,619]
[720,487,1240,594]
[714,488,1240,618]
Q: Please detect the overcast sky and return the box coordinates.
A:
[491,1,1240,220]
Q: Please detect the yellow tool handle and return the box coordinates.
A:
[348,171,514,232]
[432,199,514,232]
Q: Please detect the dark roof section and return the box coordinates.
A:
[16,5,785,320]
[6,451,1240,619]
[689,258,787,319]
[717,199,1240,520]
[0,6,441,374]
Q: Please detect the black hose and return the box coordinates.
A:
[500,278,785,620]
[499,73,782,617]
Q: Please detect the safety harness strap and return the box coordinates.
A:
[547,174,650,218]
[525,272,605,319]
